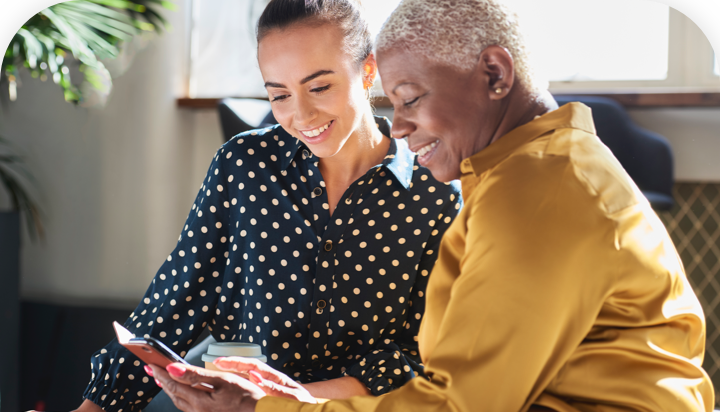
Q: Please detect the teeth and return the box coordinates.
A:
[301,121,331,137]
[416,140,438,157]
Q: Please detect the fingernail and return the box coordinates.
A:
[155,378,163,388]
[144,365,154,377]
[166,364,186,377]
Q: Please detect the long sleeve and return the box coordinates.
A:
[259,154,614,412]
[257,103,712,412]
[83,149,231,411]
[343,191,462,395]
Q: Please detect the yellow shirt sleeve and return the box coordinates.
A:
[257,106,713,412]
[258,153,616,412]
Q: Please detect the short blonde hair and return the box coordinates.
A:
[376,0,542,95]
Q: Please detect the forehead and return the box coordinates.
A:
[258,23,352,81]
[377,48,459,91]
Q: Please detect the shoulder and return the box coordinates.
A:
[215,124,299,169]
[222,124,295,155]
[474,127,638,219]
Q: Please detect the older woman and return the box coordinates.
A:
[150,0,714,411]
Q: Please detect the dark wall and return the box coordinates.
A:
[0,212,20,412]
[19,302,131,411]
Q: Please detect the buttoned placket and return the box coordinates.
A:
[303,151,381,370]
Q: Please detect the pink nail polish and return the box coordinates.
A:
[167,364,187,377]
[144,365,154,377]
[155,378,163,388]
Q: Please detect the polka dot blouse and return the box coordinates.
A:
[83,117,463,411]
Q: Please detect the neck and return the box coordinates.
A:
[319,109,388,185]
[487,86,557,147]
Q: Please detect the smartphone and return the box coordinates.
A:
[113,321,214,392]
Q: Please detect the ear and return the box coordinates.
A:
[477,45,515,100]
[362,53,378,89]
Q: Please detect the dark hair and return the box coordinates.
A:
[257,0,372,67]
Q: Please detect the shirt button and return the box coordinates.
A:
[312,359,321,368]
[324,240,332,251]
[317,300,327,309]
[303,149,311,159]
[313,187,323,197]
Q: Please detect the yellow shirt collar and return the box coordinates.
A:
[460,102,596,177]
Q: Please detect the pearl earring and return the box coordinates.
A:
[495,87,503,94]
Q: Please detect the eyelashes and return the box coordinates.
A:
[404,96,420,107]
[311,85,331,93]
[271,84,332,102]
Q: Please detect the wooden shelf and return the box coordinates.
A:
[177,92,720,109]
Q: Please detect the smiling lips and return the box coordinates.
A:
[301,120,333,137]
[415,140,439,157]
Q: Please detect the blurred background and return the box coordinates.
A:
[1,0,720,410]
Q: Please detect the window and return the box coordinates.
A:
[503,0,669,82]
[186,0,719,99]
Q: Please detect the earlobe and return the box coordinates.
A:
[480,45,514,100]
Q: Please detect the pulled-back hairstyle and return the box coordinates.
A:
[257,0,372,68]
[376,0,542,96]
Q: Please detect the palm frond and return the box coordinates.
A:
[1,0,175,103]
[0,137,43,240]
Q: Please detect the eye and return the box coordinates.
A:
[271,94,289,102]
[403,96,420,107]
[311,85,331,93]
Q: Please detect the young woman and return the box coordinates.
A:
[74,0,461,411]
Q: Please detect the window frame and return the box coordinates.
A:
[548,8,720,94]
[178,5,720,108]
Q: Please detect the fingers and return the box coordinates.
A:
[248,371,300,399]
[165,363,228,391]
[215,357,295,386]
[214,356,264,373]
[151,365,197,411]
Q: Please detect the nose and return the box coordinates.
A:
[293,94,317,127]
[390,112,415,140]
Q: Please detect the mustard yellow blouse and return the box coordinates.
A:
[258,103,714,411]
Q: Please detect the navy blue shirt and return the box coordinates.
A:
[84,118,462,411]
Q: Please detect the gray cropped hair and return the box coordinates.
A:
[376,0,543,95]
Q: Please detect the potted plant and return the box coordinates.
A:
[0,2,174,409]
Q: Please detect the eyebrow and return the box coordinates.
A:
[264,70,335,89]
[392,82,417,94]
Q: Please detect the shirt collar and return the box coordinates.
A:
[279,116,415,190]
[460,102,595,177]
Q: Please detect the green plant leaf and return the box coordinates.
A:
[52,6,135,42]
[40,8,101,68]
[0,137,43,240]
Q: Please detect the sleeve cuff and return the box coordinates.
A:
[343,344,421,396]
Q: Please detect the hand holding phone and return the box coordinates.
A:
[113,321,214,392]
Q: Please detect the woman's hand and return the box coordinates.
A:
[213,357,317,403]
[149,363,271,412]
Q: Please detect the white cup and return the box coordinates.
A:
[201,342,267,372]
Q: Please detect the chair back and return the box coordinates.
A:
[553,95,674,210]
[217,98,276,142]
